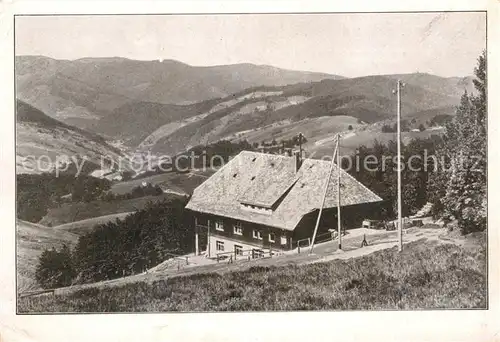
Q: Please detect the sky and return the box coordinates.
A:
[15,12,486,77]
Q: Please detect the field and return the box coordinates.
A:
[16,220,79,292]
[306,123,445,157]
[18,232,486,312]
[53,212,134,235]
[110,170,212,196]
[39,193,183,227]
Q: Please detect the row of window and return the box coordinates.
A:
[215,241,264,258]
[214,220,286,244]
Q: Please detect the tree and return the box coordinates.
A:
[71,176,111,203]
[430,51,486,234]
[381,125,395,133]
[72,198,192,283]
[348,125,353,131]
[122,171,134,181]
[418,124,426,132]
[35,245,75,289]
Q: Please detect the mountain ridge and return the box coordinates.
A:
[16,55,343,122]
[16,55,473,165]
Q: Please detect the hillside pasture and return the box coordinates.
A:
[53,212,134,236]
[18,237,486,312]
[39,193,183,227]
[110,170,212,196]
[233,115,361,147]
[16,220,78,291]
[308,128,445,157]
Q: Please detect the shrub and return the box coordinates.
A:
[35,245,75,289]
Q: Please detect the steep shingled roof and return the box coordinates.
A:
[185,151,382,231]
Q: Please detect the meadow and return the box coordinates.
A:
[18,237,486,312]
[39,193,182,227]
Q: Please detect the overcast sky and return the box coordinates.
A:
[15,12,485,77]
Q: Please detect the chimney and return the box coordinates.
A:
[294,151,302,172]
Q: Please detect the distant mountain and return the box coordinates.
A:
[383,73,474,98]
[16,55,343,130]
[16,54,471,160]
[16,100,126,174]
[124,74,464,156]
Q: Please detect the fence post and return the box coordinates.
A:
[186,256,189,265]
[217,254,219,263]
[308,237,311,246]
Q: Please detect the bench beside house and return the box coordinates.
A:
[185,150,382,258]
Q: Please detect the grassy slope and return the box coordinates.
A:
[39,193,183,227]
[109,170,212,196]
[18,238,486,312]
[17,100,118,150]
[53,212,134,236]
[308,128,445,157]
[17,220,79,292]
[16,100,125,174]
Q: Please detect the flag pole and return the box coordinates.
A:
[397,80,403,252]
[309,134,338,254]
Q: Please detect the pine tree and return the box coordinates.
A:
[431,51,486,234]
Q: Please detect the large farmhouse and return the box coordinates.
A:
[186,150,382,257]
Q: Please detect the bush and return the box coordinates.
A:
[35,245,75,289]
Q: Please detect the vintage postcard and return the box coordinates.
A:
[0,0,498,341]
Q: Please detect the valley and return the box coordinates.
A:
[15,55,475,297]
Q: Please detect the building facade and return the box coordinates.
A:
[186,150,382,258]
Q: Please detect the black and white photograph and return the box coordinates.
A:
[12,11,488,315]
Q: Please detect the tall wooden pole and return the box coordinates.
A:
[337,135,342,250]
[397,80,403,252]
[207,219,211,257]
[309,134,338,254]
[194,217,199,256]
